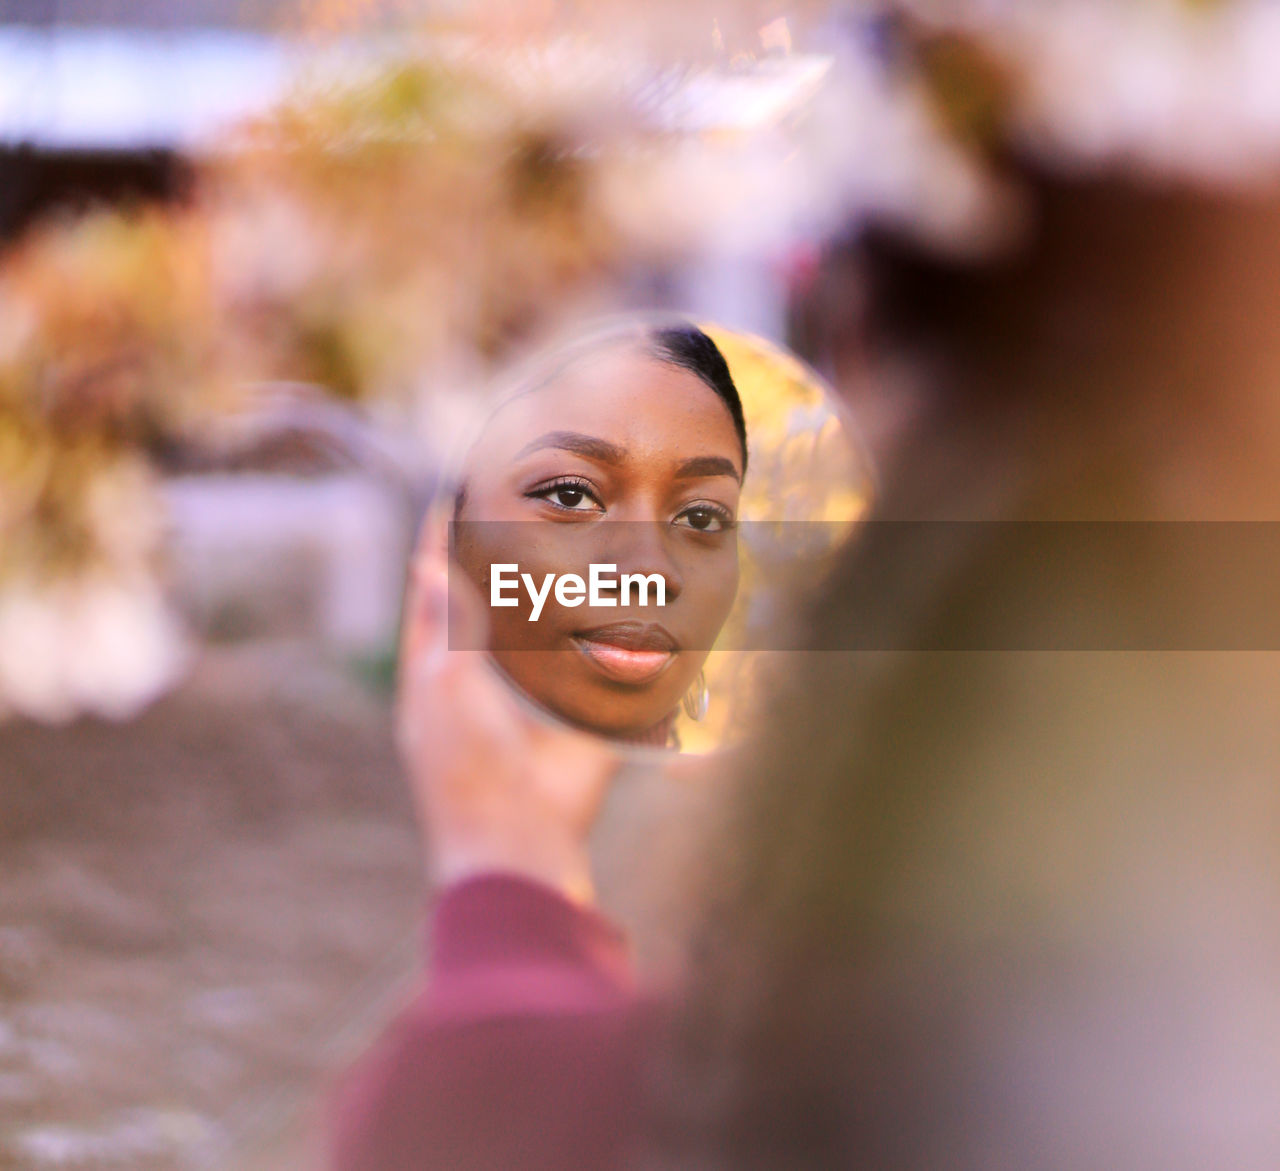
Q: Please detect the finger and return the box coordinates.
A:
[395,573,444,760]
[396,543,453,757]
[442,557,488,654]
[401,557,450,672]
[408,509,488,654]
[409,502,451,577]
[398,547,496,756]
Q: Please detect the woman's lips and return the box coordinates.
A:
[572,623,678,685]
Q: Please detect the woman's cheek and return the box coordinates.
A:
[720,555,741,625]
[682,549,740,647]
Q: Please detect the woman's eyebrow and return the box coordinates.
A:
[674,455,742,483]
[513,430,627,464]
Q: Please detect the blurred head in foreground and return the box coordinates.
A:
[645,167,1280,1168]
[452,321,746,746]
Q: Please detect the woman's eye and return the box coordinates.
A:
[553,486,587,508]
[529,480,603,512]
[674,505,732,532]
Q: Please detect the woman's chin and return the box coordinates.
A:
[555,692,677,742]
[539,680,680,743]
[490,647,692,744]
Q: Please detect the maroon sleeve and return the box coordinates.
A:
[328,874,650,1171]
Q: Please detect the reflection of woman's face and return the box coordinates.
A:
[453,343,742,741]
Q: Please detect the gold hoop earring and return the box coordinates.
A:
[682,669,709,721]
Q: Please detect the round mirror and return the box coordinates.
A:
[437,313,874,754]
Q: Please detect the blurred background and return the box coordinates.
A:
[4,1,1280,1167]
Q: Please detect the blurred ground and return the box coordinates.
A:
[0,644,424,1170]
[0,634,718,1171]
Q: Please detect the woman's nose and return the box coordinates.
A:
[600,520,683,603]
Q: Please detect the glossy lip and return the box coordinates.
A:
[572,622,679,685]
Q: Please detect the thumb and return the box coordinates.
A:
[404,537,489,661]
